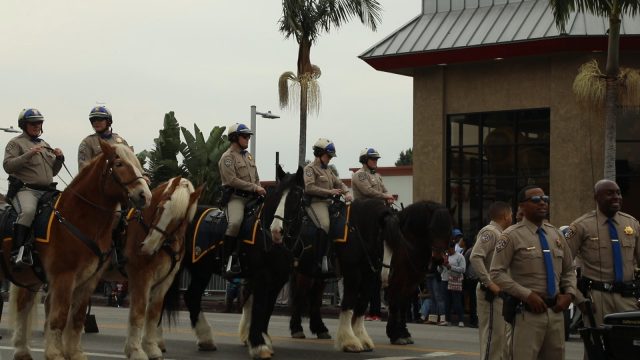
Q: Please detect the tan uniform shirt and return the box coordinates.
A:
[78,132,129,170]
[566,210,640,284]
[490,218,577,300]
[303,158,349,198]
[351,167,389,201]
[3,133,62,186]
[218,144,260,192]
[470,221,503,288]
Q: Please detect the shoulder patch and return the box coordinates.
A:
[223,157,233,167]
[5,142,16,152]
[495,237,509,253]
[357,172,367,181]
[304,167,313,177]
[564,225,576,240]
[480,231,495,243]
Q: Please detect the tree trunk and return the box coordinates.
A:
[603,9,621,181]
[297,38,313,166]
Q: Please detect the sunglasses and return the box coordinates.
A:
[239,134,251,139]
[522,195,550,204]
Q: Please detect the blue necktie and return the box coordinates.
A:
[606,218,624,283]
[537,228,556,297]
[240,150,247,156]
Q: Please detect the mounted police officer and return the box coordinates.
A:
[3,108,64,267]
[303,138,352,274]
[218,123,265,278]
[78,105,134,266]
[565,179,640,329]
[351,148,395,204]
[78,106,129,171]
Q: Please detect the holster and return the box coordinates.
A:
[6,176,24,201]
[480,284,496,302]
[501,294,521,325]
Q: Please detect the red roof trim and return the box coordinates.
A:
[348,165,413,176]
[362,36,640,72]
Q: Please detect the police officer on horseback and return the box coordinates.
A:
[78,105,136,266]
[218,123,266,278]
[78,106,129,171]
[303,138,352,274]
[351,148,394,204]
[3,108,64,267]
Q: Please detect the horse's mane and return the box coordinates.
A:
[70,143,143,188]
[399,200,452,243]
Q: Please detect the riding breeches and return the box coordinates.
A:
[305,200,330,234]
[12,188,46,226]
[225,194,249,237]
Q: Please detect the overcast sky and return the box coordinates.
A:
[0,0,420,192]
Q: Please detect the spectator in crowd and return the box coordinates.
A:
[453,228,465,254]
[441,241,466,327]
[424,267,447,325]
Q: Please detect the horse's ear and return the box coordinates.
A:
[166,176,182,194]
[190,183,205,204]
[295,166,304,185]
[276,164,286,181]
[99,139,115,159]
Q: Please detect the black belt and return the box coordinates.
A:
[232,189,255,198]
[582,277,639,297]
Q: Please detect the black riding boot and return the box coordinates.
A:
[111,218,128,267]
[11,224,34,267]
[224,235,241,279]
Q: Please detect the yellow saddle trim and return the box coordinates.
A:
[333,203,350,243]
[192,208,223,263]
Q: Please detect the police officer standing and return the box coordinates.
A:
[78,106,129,171]
[470,201,512,360]
[3,108,64,267]
[351,148,394,204]
[490,185,576,359]
[304,138,352,273]
[218,123,265,277]
[565,179,640,328]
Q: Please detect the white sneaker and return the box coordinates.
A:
[458,322,464,328]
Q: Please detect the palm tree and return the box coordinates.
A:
[549,1,640,180]
[141,111,184,188]
[278,0,382,166]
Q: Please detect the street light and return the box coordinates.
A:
[0,126,21,133]
[250,105,280,158]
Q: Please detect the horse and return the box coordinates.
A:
[270,193,453,352]
[100,176,204,360]
[162,165,302,359]
[5,140,151,360]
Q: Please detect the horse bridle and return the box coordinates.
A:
[274,185,306,249]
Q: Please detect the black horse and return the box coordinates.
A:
[272,193,453,352]
[163,165,302,360]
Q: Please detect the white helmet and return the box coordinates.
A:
[312,138,336,158]
[227,123,253,141]
[359,147,381,163]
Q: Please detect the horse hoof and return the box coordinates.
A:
[197,343,218,351]
[391,338,409,345]
[254,348,272,359]
[405,337,414,344]
[13,354,33,360]
[342,344,363,353]
[316,332,331,339]
[291,331,306,339]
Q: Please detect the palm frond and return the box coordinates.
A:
[573,60,607,108]
[279,71,298,109]
[619,68,640,107]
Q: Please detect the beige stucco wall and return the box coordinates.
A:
[413,52,640,226]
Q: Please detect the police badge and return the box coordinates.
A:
[624,226,634,235]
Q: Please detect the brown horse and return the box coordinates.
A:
[6,141,151,360]
[103,176,203,360]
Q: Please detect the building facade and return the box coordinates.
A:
[361,0,640,236]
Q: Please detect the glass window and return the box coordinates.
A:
[447,109,550,238]
[617,107,640,217]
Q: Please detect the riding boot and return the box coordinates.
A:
[224,235,242,279]
[111,228,127,267]
[11,224,34,267]
[318,232,334,276]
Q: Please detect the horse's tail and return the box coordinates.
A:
[162,266,183,327]
[380,211,412,254]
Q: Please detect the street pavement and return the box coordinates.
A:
[0,303,585,359]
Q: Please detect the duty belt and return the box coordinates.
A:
[232,189,255,198]
[523,297,557,312]
[582,277,639,297]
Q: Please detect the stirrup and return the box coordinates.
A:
[224,255,242,278]
[12,246,34,267]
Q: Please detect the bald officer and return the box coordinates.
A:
[565,179,640,327]
[491,185,576,360]
[351,147,395,203]
[470,201,512,360]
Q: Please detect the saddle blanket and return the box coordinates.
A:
[301,203,351,243]
[0,193,60,244]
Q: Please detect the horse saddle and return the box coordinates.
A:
[191,202,263,263]
[300,201,350,245]
[0,191,60,244]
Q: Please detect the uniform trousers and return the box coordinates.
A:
[224,194,250,237]
[476,285,508,360]
[512,307,565,360]
[306,200,330,233]
[12,188,46,226]
[585,289,638,327]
